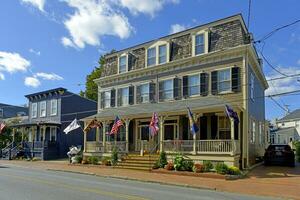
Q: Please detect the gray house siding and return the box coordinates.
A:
[28,98,61,123]
[0,103,28,120]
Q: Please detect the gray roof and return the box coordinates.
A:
[84,96,234,121]
[278,109,300,121]
[0,103,28,119]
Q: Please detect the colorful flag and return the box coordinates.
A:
[149,112,159,136]
[0,123,6,134]
[110,116,123,135]
[225,105,239,124]
[187,107,199,135]
[83,119,102,133]
[64,118,81,134]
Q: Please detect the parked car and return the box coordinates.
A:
[264,145,295,167]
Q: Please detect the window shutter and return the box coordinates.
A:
[129,86,134,105]
[173,78,181,100]
[200,73,209,96]
[136,85,141,104]
[117,89,122,107]
[149,83,156,103]
[110,89,116,107]
[211,71,218,95]
[128,53,134,71]
[158,81,163,102]
[100,92,105,109]
[169,42,174,61]
[231,66,240,92]
[182,76,188,98]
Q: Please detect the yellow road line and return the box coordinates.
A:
[0,173,150,200]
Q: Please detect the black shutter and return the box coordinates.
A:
[169,42,173,62]
[182,76,188,98]
[117,88,122,107]
[110,89,116,107]
[211,71,218,95]
[173,77,181,100]
[129,86,134,105]
[200,73,209,96]
[149,83,156,103]
[231,66,240,92]
[136,85,141,104]
[158,81,163,102]
[100,92,105,109]
[128,53,134,71]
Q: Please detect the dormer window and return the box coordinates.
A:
[39,101,46,117]
[119,56,127,74]
[195,33,205,55]
[158,45,167,64]
[147,47,156,67]
[32,103,37,118]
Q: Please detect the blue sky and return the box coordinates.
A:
[0,0,300,120]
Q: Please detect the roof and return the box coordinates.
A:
[25,87,67,98]
[11,120,61,128]
[0,103,28,119]
[278,109,300,121]
[84,96,234,121]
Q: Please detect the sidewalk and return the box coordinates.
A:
[1,160,299,200]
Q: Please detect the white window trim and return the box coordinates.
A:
[250,73,255,101]
[32,102,38,118]
[138,83,150,104]
[50,127,57,141]
[118,53,128,74]
[188,74,201,97]
[50,99,58,116]
[118,86,130,107]
[192,29,209,57]
[146,47,156,67]
[39,101,47,118]
[159,78,174,102]
[217,67,232,94]
[146,41,169,68]
[103,90,112,109]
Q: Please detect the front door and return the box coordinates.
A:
[138,121,158,152]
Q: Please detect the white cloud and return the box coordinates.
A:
[0,73,4,80]
[35,72,63,80]
[61,0,133,49]
[24,77,41,88]
[297,59,300,65]
[169,23,187,34]
[266,66,300,96]
[29,48,41,56]
[21,0,46,12]
[0,51,30,74]
[118,0,179,17]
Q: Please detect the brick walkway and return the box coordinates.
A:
[1,160,299,200]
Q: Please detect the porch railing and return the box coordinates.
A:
[197,140,233,154]
[105,141,126,152]
[163,140,194,153]
[86,141,103,153]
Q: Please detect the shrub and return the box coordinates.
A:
[215,163,229,175]
[173,154,185,171]
[32,157,41,162]
[227,166,241,175]
[203,161,214,172]
[101,156,111,166]
[165,162,174,170]
[183,160,194,171]
[152,161,160,169]
[193,163,204,173]
[87,156,99,165]
[158,151,168,168]
[111,147,118,166]
[294,141,300,162]
[74,155,83,163]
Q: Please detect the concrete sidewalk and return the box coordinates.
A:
[1,160,299,200]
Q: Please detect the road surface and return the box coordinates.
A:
[0,163,278,200]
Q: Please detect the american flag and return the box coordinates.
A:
[110,116,123,135]
[84,119,102,133]
[149,112,159,136]
[0,123,6,134]
[225,105,239,124]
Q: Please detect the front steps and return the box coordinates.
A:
[116,154,159,171]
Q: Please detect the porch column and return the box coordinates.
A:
[102,121,107,152]
[230,117,235,155]
[21,127,24,142]
[43,126,46,142]
[83,121,87,153]
[125,119,131,152]
[159,116,165,152]
[96,126,100,142]
[193,113,202,155]
[12,128,16,143]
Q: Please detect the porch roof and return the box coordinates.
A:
[11,120,61,128]
[84,96,236,121]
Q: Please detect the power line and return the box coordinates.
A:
[260,52,289,77]
[269,96,288,113]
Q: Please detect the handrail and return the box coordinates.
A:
[148,140,161,171]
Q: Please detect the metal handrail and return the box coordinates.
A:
[148,140,161,171]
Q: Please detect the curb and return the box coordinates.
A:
[46,168,217,191]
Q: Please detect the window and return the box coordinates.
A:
[147,47,156,66]
[251,120,256,144]
[195,34,205,55]
[39,101,46,117]
[0,109,3,118]
[104,91,111,108]
[120,87,129,106]
[218,116,230,139]
[119,56,127,74]
[140,83,150,103]
[32,103,37,118]
[50,127,57,141]
[218,69,231,93]
[158,45,167,64]
[250,73,254,101]
[259,122,262,144]
[160,79,173,101]
[189,74,200,96]
[50,99,58,116]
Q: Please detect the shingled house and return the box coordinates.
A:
[83,14,268,169]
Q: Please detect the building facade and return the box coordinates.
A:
[10,88,97,160]
[83,14,268,168]
[0,103,28,122]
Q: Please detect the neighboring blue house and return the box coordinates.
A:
[0,103,28,121]
[11,88,97,160]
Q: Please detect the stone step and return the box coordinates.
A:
[115,165,152,171]
[121,159,157,164]
[118,162,155,167]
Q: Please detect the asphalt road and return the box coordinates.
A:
[0,164,278,200]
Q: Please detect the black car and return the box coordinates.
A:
[264,145,295,167]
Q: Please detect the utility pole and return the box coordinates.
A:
[284,105,290,116]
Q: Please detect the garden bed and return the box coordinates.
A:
[152,168,226,179]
